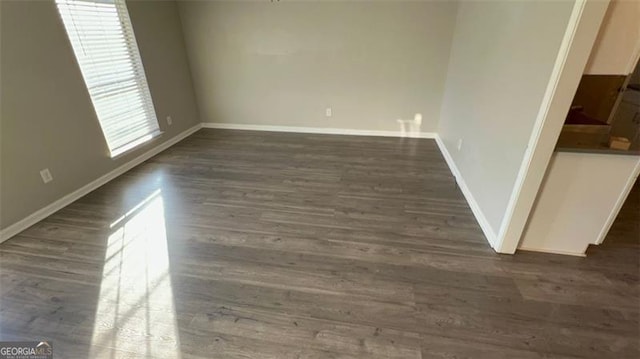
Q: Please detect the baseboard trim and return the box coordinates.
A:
[518,246,586,257]
[202,122,437,139]
[0,124,496,249]
[434,135,498,249]
[0,123,202,243]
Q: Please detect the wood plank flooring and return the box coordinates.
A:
[0,129,638,358]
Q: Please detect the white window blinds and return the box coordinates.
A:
[56,0,161,157]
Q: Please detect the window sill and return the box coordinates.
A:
[110,130,164,159]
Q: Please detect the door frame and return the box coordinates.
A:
[494,0,610,253]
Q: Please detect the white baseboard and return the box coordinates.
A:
[201,122,437,139]
[0,123,202,243]
[518,246,586,257]
[434,135,498,249]
[1,123,496,251]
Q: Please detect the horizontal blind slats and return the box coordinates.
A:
[56,0,159,157]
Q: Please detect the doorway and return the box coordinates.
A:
[610,60,640,150]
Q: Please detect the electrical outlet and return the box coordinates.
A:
[457,139,463,151]
[166,116,173,125]
[40,168,53,184]
[325,107,332,117]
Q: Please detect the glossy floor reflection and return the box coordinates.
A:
[0,129,638,358]
[90,189,180,358]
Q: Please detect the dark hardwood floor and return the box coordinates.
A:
[0,129,638,358]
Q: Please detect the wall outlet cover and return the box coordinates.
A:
[40,168,53,184]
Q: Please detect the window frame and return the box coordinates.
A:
[55,0,162,158]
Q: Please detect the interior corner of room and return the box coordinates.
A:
[0,0,202,239]
[0,0,638,256]
[2,0,640,357]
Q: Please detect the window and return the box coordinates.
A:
[56,0,161,157]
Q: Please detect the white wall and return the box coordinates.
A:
[520,151,640,255]
[496,0,610,253]
[584,0,640,75]
[437,0,575,239]
[178,0,458,133]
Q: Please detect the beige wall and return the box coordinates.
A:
[584,0,640,75]
[437,0,575,234]
[0,0,200,229]
[520,151,640,255]
[177,0,458,133]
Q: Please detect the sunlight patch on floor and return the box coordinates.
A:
[90,189,181,358]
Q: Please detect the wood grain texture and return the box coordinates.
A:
[0,129,638,358]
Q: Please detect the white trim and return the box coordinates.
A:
[518,246,587,257]
[494,0,608,254]
[594,159,640,245]
[201,122,437,139]
[434,135,497,248]
[0,123,202,243]
[110,130,163,159]
[496,0,586,251]
[625,38,640,75]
